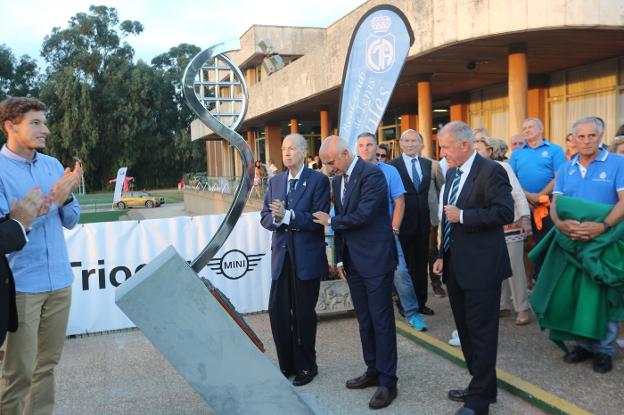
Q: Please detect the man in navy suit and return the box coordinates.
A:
[1,189,48,345]
[260,133,330,387]
[313,135,398,410]
[433,121,514,415]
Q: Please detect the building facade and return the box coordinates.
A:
[191,0,624,176]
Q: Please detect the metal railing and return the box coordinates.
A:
[188,174,268,199]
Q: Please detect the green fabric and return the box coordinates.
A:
[529,195,624,352]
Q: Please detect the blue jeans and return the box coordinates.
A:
[393,237,419,319]
[579,320,620,357]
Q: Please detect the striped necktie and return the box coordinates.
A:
[443,169,463,253]
[285,178,297,209]
[341,174,349,203]
[411,158,421,190]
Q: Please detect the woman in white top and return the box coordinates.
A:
[474,136,532,326]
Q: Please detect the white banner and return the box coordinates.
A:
[65,212,272,335]
[112,167,127,202]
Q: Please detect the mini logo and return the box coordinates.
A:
[569,169,576,175]
[208,249,265,280]
[366,14,395,73]
[600,171,607,180]
[541,150,549,157]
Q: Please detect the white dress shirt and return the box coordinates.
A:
[401,153,423,184]
[274,164,304,226]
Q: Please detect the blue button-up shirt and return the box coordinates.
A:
[509,139,566,193]
[0,145,80,293]
[554,148,624,205]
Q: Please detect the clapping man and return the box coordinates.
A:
[260,133,330,386]
[0,97,82,415]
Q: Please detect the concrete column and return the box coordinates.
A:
[508,44,528,141]
[417,76,434,158]
[264,124,283,170]
[290,118,299,134]
[449,96,469,122]
[246,130,256,159]
[320,110,331,139]
[245,68,255,86]
[528,87,546,123]
[399,113,418,133]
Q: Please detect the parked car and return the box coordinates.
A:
[116,191,164,209]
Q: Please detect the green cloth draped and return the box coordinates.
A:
[529,195,624,352]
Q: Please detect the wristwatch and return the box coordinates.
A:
[601,221,612,232]
[392,228,400,235]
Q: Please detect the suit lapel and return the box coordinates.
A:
[394,156,417,193]
[275,172,288,201]
[419,157,431,191]
[456,153,482,208]
[288,167,310,209]
[342,158,363,209]
[332,174,343,213]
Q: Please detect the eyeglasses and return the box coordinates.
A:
[376,153,387,158]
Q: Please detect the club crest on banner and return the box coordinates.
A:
[366,15,395,73]
[208,249,266,280]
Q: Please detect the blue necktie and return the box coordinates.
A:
[341,174,349,203]
[411,158,421,191]
[443,169,463,253]
[285,179,297,209]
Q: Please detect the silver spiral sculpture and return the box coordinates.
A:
[182,41,255,273]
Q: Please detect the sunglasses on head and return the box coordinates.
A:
[376,153,387,158]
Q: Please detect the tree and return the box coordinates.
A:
[0,44,40,101]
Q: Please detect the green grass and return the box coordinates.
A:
[79,210,128,224]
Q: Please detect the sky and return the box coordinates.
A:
[0,0,368,64]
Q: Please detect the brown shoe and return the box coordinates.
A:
[368,386,397,409]
[346,373,379,389]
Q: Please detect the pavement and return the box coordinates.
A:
[54,286,624,415]
[50,202,623,414]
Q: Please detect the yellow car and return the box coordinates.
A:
[116,192,163,209]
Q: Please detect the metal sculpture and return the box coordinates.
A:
[182,40,255,274]
[182,41,263,351]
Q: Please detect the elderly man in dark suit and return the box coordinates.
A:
[313,135,398,410]
[260,133,330,387]
[389,129,438,315]
[432,121,514,415]
[1,189,48,345]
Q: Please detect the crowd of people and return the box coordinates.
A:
[261,116,623,414]
[0,93,622,415]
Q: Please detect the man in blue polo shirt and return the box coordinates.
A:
[509,118,567,285]
[356,132,426,331]
[551,116,624,373]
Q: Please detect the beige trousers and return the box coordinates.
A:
[0,286,71,415]
[500,240,529,312]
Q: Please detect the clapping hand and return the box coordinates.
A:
[50,161,82,206]
[269,199,286,222]
[10,188,50,229]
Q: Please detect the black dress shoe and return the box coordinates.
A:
[593,353,613,373]
[418,305,435,315]
[345,372,379,389]
[281,368,295,378]
[448,389,496,403]
[292,365,318,386]
[368,386,397,409]
[564,346,593,363]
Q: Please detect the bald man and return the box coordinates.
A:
[313,136,398,409]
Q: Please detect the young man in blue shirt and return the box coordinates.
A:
[356,132,427,332]
[551,116,624,374]
[0,97,82,414]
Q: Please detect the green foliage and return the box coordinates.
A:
[29,5,205,190]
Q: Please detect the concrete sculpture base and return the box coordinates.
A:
[115,246,320,415]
